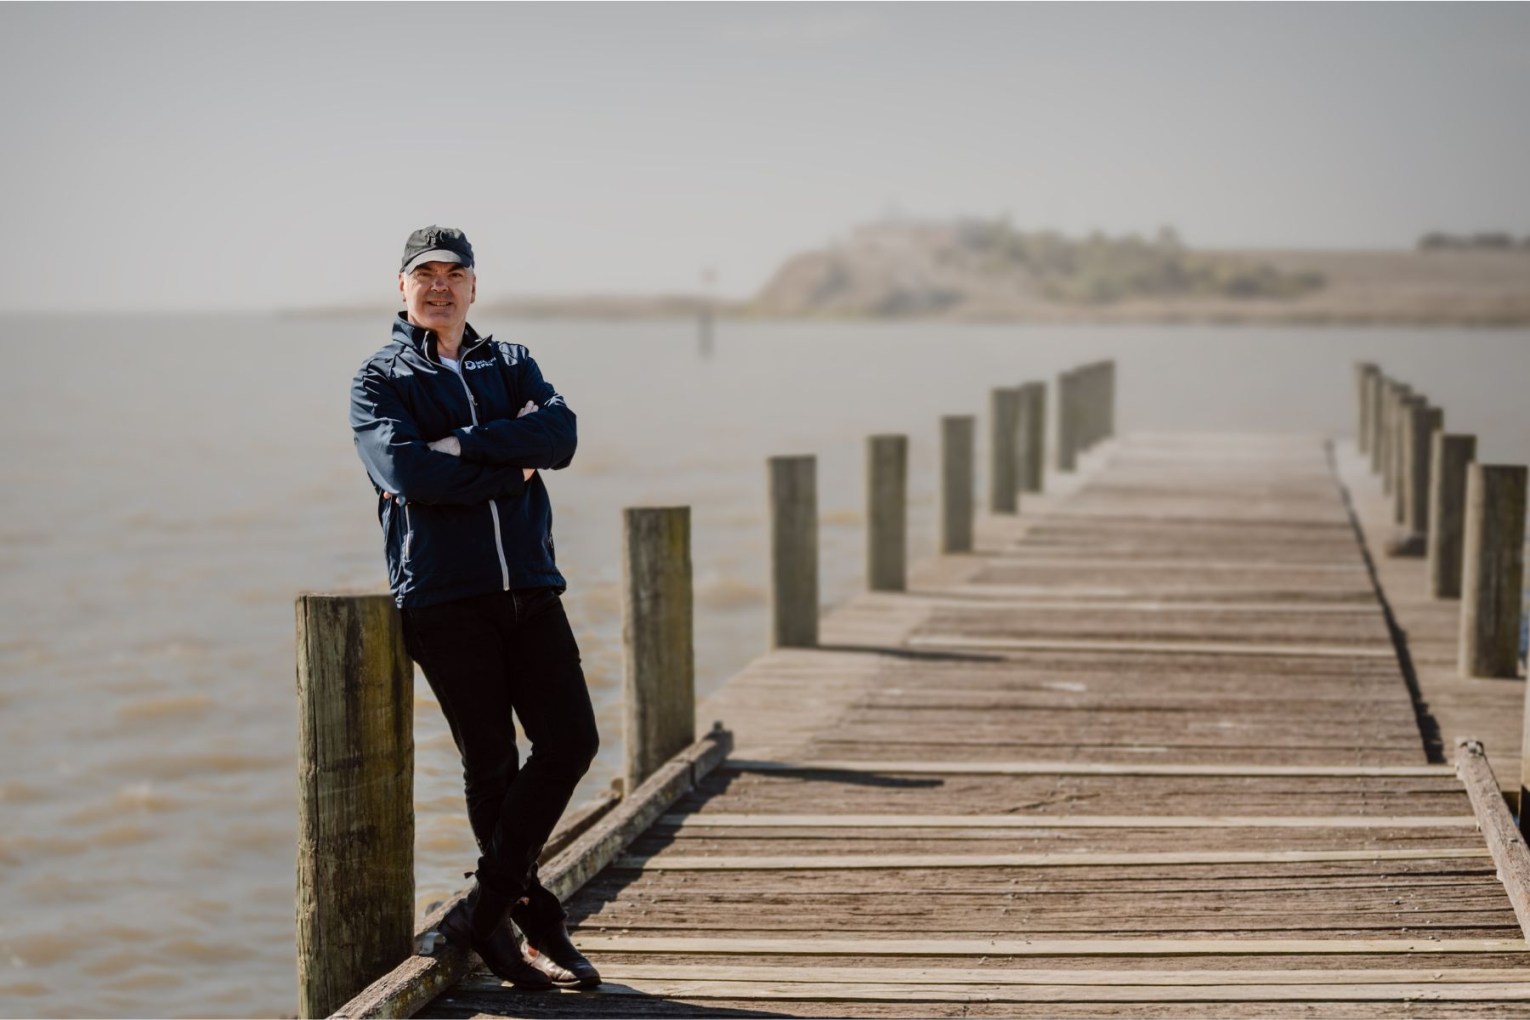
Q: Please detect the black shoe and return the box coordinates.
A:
[439,899,555,991]
[515,916,601,989]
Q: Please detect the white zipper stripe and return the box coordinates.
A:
[445,336,511,591]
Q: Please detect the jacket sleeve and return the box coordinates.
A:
[452,352,578,470]
[350,362,527,505]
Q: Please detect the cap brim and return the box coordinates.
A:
[402,249,470,274]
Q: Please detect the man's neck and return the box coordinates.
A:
[435,331,464,361]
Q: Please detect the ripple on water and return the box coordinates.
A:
[102,750,287,781]
[114,693,214,724]
[64,782,183,825]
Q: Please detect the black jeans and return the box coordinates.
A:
[401,587,599,928]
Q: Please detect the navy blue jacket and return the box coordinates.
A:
[350,314,577,608]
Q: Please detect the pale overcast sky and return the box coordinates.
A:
[2,3,1527,312]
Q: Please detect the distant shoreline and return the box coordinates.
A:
[290,248,1530,327]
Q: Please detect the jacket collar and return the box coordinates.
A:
[391,312,486,361]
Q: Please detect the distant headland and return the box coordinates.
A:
[300,218,1530,326]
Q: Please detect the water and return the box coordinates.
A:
[2,316,1527,1017]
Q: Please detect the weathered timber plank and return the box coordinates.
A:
[656,813,1479,830]
[1457,740,1530,940]
[592,964,1530,986]
[906,635,1396,658]
[725,760,1456,778]
[575,935,1529,956]
[613,848,1492,871]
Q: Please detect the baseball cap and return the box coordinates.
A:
[401,226,474,274]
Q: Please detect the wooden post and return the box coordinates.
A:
[989,387,1020,514]
[295,593,414,1020]
[1372,376,1392,476]
[940,416,975,554]
[768,456,818,648]
[867,434,908,592]
[1102,360,1117,442]
[1404,404,1443,535]
[1080,364,1100,450]
[1056,370,1077,472]
[1458,465,1527,679]
[1354,362,1378,454]
[1393,394,1423,523]
[1366,371,1385,473]
[622,507,695,793]
[1017,381,1047,494]
[1427,432,1477,599]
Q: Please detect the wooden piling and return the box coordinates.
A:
[1056,370,1077,472]
[989,388,1020,514]
[940,416,975,554]
[1404,403,1443,535]
[1102,360,1117,442]
[867,434,908,591]
[1393,394,1424,524]
[1366,371,1385,472]
[622,507,696,792]
[768,456,818,648]
[1458,465,1527,679]
[1354,362,1378,454]
[1017,381,1047,494]
[294,593,414,1020]
[1427,433,1477,599]
[1372,376,1392,476]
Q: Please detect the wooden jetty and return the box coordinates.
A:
[308,361,1530,1018]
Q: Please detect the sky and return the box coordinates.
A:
[1,2,1527,312]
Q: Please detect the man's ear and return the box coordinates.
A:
[470,275,477,305]
[398,272,407,303]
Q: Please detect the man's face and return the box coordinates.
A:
[400,261,476,335]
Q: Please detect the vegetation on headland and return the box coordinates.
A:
[1418,231,1530,251]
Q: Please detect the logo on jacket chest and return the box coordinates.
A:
[462,359,496,371]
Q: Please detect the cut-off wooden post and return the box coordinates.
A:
[940,416,975,554]
[1404,404,1443,535]
[1107,360,1119,440]
[295,592,414,1020]
[1458,465,1527,679]
[867,434,908,591]
[1366,371,1385,472]
[768,456,818,648]
[622,507,696,793]
[1355,362,1378,454]
[1056,369,1078,472]
[1427,433,1477,599]
[1393,394,1424,523]
[989,388,1020,514]
[1372,376,1392,476]
[1017,381,1047,494]
[1082,363,1103,450]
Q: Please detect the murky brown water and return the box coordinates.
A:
[2,316,1527,1017]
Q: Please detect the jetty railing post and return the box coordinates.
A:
[867,434,908,591]
[1366,371,1386,472]
[294,593,414,1020]
[622,506,696,793]
[989,388,1020,514]
[1427,432,1477,599]
[1101,360,1116,442]
[1393,393,1424,523]
[1017,381,1047,494]
[1373,376,1392,477]
[1057,369,1077,472]
[940,416,975,554]
[1458,465,1527,679]
[1355,362,1378,455]
[768,456,818,648]
[1404,404,1444,536]
[1082,363,1101,450]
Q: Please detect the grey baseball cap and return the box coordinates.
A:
[401,225,474,274]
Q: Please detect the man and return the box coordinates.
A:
[349,226,601,990]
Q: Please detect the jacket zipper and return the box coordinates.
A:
[443,337,511,591]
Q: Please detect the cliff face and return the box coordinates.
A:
[749,219,1530,325]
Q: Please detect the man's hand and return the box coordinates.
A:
[518,401,538,481]
[427,436,462,457]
